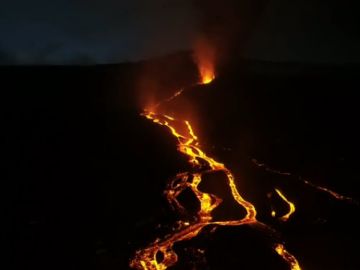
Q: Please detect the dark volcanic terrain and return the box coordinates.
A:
[2,53,360,269]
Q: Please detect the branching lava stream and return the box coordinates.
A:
[129,68,303,270]
[130,108,257,269]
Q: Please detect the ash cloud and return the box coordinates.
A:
[243,0,360,63]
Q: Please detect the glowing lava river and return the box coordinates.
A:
[128,67,303,270]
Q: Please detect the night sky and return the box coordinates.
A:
[1,0,359,64]
[3,1,360,270]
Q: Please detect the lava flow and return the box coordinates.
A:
[275,244,302,270]
[130,106,257,270]
[129,64,303,270]
[252,159,357,204]
[274,188,296,221]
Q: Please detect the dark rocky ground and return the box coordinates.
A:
[2,53,360,269]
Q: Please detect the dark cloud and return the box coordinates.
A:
[1,0,359,64]
[0,0,199,64]
[192,0,269,66]
[244,0,360,62]
[194,0,360,63]
[0,50,16,65]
